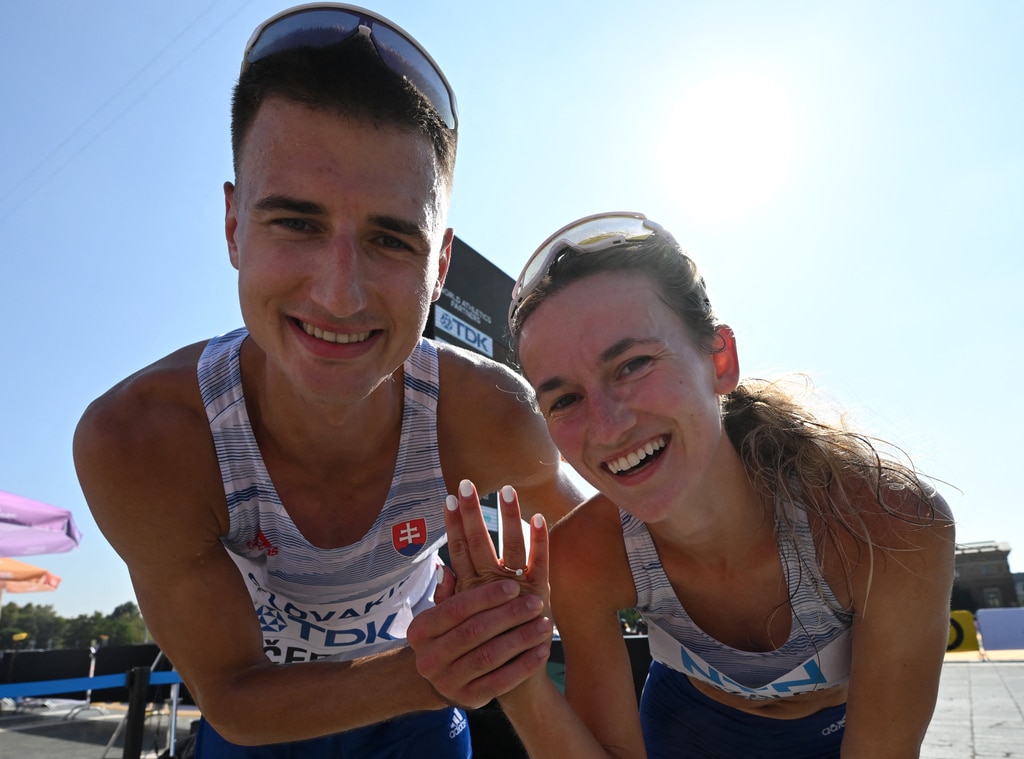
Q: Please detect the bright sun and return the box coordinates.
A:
[658,71,796,223]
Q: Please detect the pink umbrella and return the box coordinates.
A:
[0,489,83,557]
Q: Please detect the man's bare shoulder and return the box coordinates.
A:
[433,340,539,432]
[433,340,534,404]
[433,342,538,441]
[77,340,211,448]
[432,342,555,489]
[73,340,227,545]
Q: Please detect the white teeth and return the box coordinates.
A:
[302,322,371,344]
[607,438,666,475]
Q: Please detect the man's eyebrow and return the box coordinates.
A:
[253,195,327,215]
[368,214,432,248]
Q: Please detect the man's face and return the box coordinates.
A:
[225,96,452,407]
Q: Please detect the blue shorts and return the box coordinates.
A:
[640,661,845,759]
[193,707,472,758]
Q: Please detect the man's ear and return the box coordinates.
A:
[711,325,741,395]
[431,227,455,302]
[225,181,240,270]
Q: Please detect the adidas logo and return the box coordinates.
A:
[449,708,468,739]
[821,715,846,736]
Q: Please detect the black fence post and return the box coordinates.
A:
[122,666,151,759]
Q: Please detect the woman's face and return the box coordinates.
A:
[518,270,739,523]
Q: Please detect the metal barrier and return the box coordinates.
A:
[0,667,184,758]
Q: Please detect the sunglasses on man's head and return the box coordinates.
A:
[242,3,458,130]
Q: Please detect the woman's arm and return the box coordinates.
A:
[439,481,647,758]
[838,488,955,758]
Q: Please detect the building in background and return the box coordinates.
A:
[953,542,1018,611]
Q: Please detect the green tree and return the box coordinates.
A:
[1,602,67,649]
[63,611,106,649]
[0,600,155,650]
[105,602,148,646]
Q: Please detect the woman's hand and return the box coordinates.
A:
[409,479,553,708]
[437,479,550,610]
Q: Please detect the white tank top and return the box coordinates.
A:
[624,498,853,700]
[198,328,449,664]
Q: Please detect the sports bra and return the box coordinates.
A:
[623,498,853,700]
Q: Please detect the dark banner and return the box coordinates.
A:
[427,236,515,369]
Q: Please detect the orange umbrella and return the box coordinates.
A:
[0,556,61,594]
[0,557,61,625]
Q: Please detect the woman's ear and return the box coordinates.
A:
[711,325,740,394]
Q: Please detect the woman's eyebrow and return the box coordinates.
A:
[600,337,660,364]
[533,337,661,397]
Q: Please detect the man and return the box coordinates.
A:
[74,5,579,756]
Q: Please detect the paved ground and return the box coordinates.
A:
[923,655,1024,759]
[0,700,199,758]
[1,656,1021,757]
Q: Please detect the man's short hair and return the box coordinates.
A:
[231,35,457,190]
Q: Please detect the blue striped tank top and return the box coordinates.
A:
[624,499,853,700]
[198,328,449,664]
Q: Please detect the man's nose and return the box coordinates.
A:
[309,234,369,317]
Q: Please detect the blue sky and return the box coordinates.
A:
[1,1,1021,618]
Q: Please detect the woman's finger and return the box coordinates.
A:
[526,512,549,596]
[498,485,528,573]
[444,490,478,586]
[456,479,502,581]
[432,563,457,605]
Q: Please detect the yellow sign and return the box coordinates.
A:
[948,610,979,651]
[11,632,28,641]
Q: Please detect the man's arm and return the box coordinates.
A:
[73,349,545,744]
[436,344,584,522]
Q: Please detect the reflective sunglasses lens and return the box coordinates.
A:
[511,214,652,319]
[244,9,456,129]
[372,25,456,129]
[571,216,651,248]
[516,249,557,301]
[246,9,361,64]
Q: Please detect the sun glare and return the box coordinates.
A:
[658,72,797,222]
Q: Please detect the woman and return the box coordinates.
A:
[438,212,955,758]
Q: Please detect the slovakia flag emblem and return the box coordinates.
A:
[392,518,428,556]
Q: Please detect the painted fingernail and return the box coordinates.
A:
[532,514,544,528]
[459,479,473,497]
[446,495,458,512]
[500,580,519,596]
[436,565,445,585]
[524,595,543,612]
[501,485,515,504]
